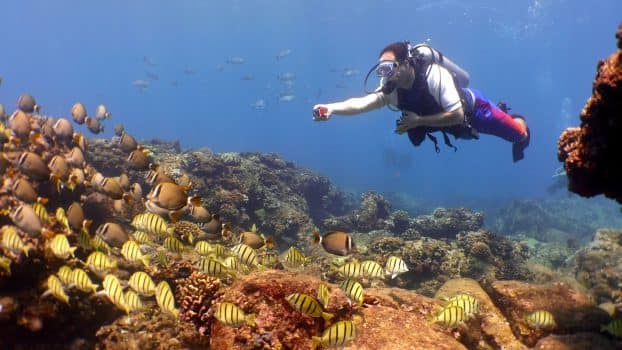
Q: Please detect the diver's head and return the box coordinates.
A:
[377,42,414,89]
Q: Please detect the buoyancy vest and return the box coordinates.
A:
[394,59,478,152]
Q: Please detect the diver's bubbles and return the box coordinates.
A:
[558,97,575,133]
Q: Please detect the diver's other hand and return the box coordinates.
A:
[395,112,421,134]
[312,104,331,121]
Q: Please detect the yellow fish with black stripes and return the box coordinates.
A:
[42,274,69,304]
[444,293,479,318]
[340,278,364,306]
[128,271,157,296]
[155,281,179,318]
[524,310,556,329]
[429,305,466,328]
[231,243,258,267]
[311,320,358,350]
[125,289,145,312]
[317,283,330,309]
[283,246,311,267]
[100,274,129,314]
[49,234,77,259]
[286,293,333,321]
[335,262,363,279]
[121,240,150,267]
[1,226,30,257]
[85,251,117,273]
[71,268,99,293]
[214,302,256,327]
[56,265,74,285]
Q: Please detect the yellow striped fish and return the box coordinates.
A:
[1,226,30,257]
[0,256,11,275]
[232,243,258,266]
[286,293,333,321]
[311,320,358,350]
[198,257,236,279]
[258,251,278,267]
[210,244,228,259]
[131,231,153,245]
[445,294,479,318]
[340,279,364,306]
[91,234,111,254]
[525,310,556,329]
[71,268,98,293]
[85,251,116,273]
[56,265,74,285]
[55,207,71,233]
[128,271,156,296]
[77,228,92,250]
[385,256,409,279]
[336,262,363,279]
[361,260,385,279]
[121,240,149,267]
[317,283,330,309]
[125,289,144,312]
[284,246,310,267]
[32,202,49,223]
[163,236,185,252]
[131,212,174,236]
[49,234,77,259]
[214,302,256,327]
[102,274,129,314]
[155,281,179,318]
[194,241,212,255]
[223,256,249,275]
[430,305,466,327]
[43,274,69,304]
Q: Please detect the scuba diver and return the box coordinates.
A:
[313,41,530,162]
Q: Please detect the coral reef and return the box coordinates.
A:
[492,197,622,243]
[565,229,622,308]
[409,207,484,239]
[558,22,622,203]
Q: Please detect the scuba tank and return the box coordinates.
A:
[407,42,470,88]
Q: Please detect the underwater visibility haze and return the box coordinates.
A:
[1,1,622,349]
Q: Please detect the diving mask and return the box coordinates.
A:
[375,60,399,78]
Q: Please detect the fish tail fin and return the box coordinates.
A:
[37,197,48,205]
[313,230,321,245]
[122,192,133,205]
[311,336,322,350]
[69,246,77,258]
[169,210,183,223]
[141,255,150,267]
[321,312,334,322]
[246,313,256,327]
[23,245,31,258]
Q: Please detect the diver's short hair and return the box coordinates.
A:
[379,42,409,62]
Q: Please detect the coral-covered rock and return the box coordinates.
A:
[95,312,208,350]
[558,22,622,203]
[487,280,610,347]
[206,270,469,350]
[436,278,529,350]
[322,192,392,233]
[410,208,484,239]
[177,271,223,337]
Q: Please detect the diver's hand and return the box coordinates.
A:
[313,104,331,121]
[395,112,421,134]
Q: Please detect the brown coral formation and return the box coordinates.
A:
[177,271,222,336]
[557,22,622,203]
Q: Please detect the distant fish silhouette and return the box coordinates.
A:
[132,80,150,91]
[276,49,292,60]
[278,93,295,103]
[146,72,159,81]
[250,99,266,110]
[143,56,156,66]
[183,68,196,75]
[226,57,245,64]
[241,74,255,81]
[342,68,360,77]
[277,73,296,82]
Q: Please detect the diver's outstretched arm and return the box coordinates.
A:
[313,92,385,119]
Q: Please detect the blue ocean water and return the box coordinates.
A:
[1,0,620,211]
